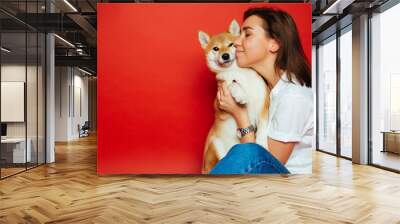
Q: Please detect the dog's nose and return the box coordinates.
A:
[222,53,230,61]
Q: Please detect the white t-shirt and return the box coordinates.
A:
[265,72,314,174]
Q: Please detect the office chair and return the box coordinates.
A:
[79,121,90,138]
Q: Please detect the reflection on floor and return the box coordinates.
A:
[0,167,25,177]
[340,147,352,158]
[0,163,42,179]
[373,150,400,171]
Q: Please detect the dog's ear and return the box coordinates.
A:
[198,31,210,49]
[228,19,240,36]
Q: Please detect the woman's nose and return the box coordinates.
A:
[234,36,242,48]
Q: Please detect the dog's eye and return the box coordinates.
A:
[213,47,219,51]
[228,43,234,47]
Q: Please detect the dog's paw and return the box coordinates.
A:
[229,83,248,104]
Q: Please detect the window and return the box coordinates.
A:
[371,2,400,171]
[390,74,400,130]
[317,35,337,154]
[339,27,352,158]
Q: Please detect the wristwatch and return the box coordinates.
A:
[236,125,256,139]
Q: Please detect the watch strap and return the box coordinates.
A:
[237,125,256,138]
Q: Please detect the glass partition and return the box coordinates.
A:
[38,32,45,165]
[0,1,46,179]
[1,30,28,177]
[27,30,38,169]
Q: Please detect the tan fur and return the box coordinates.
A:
[202,141,220,174]
[201,98,226,174]
[204,33,237,53]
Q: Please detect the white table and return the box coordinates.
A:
[1,138,32,163]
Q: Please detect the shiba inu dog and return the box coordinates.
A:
[198,19,270,174]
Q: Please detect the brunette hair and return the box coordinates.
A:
[244,7,311,87]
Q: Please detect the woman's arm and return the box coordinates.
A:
[233,110,256,143]
[267,138,295,164]
[234,110,295,164]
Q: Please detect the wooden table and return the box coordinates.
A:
[381,131,400,154]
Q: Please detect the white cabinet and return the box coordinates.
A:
[1,138,32,163]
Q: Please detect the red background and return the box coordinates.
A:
[97,3,311,174]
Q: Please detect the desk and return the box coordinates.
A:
[1,138,31,163]
[381,131,400,154]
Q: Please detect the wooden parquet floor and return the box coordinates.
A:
[1,134,400,224]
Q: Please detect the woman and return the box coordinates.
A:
[210,7,313,174]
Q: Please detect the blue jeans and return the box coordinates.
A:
[209,143,290,174]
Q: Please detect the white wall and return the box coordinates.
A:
[55,66,70,141]
[1,65,40,138]
[72,72,89,138]
[55,67,89,141]
[88,77,97,132]
[1,65,25,135]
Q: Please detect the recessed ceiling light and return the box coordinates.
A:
[78,67,93,76]
[54,34,75,48]
[1,47,11,53]
[322,0,354,15]
[63,0,78,12]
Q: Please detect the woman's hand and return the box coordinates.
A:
[217,82,251,127]
[217,82,255,143]
[217,82,246,119]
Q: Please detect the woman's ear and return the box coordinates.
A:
[269,39,280,53]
